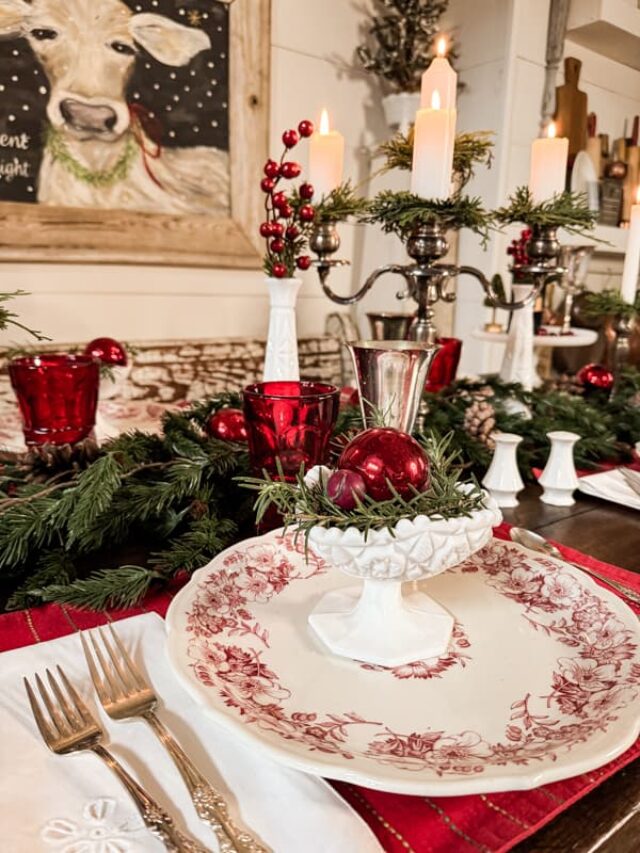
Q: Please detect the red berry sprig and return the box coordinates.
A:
[507,228,533,281]
[259,120,317,278]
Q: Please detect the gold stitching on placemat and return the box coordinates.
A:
[424,797,491,851]
[344,785,415,852]
[480,794,531,829]
[23,610,41,643]
[59,605,81,633]
[537,787,563,804]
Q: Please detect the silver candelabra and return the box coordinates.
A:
[310,220,565,343]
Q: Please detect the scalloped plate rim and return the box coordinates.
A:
[165,530,640,796]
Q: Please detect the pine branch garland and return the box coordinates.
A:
[495,187,597,236]
[36,566,158,611]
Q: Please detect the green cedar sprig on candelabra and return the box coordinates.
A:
[583,288,640,321]
[314,180,370,224]
[241,433,485,542]
[362,190,494,244]
[379,129,494,190]
[495,187,597,236]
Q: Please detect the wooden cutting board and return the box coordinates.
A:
[554,57,588,157]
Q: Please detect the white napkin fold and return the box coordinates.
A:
[578,468,640,511]
[0,613,382,853]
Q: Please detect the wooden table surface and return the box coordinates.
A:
[503,485,640,853]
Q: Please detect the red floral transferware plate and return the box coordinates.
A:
[165,531,640,795]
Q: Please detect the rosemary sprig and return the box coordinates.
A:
[495,187,597,236]
[240,433,486,543]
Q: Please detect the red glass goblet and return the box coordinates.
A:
[9,354,100,446]
[243,381,340,479]
[425,337,462,393]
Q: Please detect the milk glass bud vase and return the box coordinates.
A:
[539,430,580,506]
[482,432,524,507]
[263,277,301,382]
[499,283,537,390]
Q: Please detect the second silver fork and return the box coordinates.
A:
[81,626,268,853]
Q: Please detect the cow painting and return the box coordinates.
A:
[0,0,230,215]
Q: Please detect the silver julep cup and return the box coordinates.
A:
[366,312,414,341]
[347,340,439,434]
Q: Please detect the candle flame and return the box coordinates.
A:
[547,121,557,139]
[319,108,330,135]
[436,36,447,57]
[431,89,441,110]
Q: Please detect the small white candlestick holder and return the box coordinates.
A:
[263,276,301,382]
[539,430,580,506]
[482,432,524,508]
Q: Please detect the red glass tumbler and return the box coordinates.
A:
[243,381,339,479]
[425,337,462,393]
[9,354,100,446]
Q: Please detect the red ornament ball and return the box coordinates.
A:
[280,161,301,179]
[84,337,127,366]
[338,427,430,502]
[260,177,276,193]
[327,469,367,511]
[296,255,312,271]
[577,363,614,393]
[298,119,314,138]
[299,182,314,200]
[282,129,299,148]
[264,159,279,179]
[299,204,315,222]
[270,238,285,253]
[272,262,287,278]
[207,408,248,442]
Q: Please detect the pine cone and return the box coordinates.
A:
[463,399,496,448]
[20,435,101,478]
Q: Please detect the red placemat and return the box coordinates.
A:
[0,527,638,853]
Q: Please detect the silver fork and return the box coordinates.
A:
[24,666,210,853]
[81,626,268,853]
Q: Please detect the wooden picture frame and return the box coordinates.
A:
[0,0,270,269]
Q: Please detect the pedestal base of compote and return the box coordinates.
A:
[308,578,454,667]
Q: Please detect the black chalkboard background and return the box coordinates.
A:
[0,0,230,204]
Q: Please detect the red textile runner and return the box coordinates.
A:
[0,526,638,853]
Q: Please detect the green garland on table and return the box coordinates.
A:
[495,187,597,237]
[583,288,640,322]
[1,375,639,613]
[0,394,252,612]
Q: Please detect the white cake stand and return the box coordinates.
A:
[472,327,598,347]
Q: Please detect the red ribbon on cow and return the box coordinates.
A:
[128,102,165,191]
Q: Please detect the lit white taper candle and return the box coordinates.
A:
[621,186,640,304]
[529,122,569,203]
[308,109,344,199]
[420,36,457,111]
[411,88,456,200]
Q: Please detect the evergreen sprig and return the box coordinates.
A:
[0,290,49,342]
[583,288,640,321]
[315,180,369,223]
[495,187,597,236]
[363,190,493,243]
[241,434,486,543]
[379,130,494,190]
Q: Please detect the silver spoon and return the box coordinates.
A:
[509,527,640,607]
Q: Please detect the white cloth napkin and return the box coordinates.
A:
[0,613,382,853]
[578,468,640,511]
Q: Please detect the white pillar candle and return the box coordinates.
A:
[621,188,640,304]
[420,36,457,111]
[411,89,456,200]
[528,122,569,203]
[308,109,344,200]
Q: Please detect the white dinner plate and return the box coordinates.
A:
[166,531,640,796]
